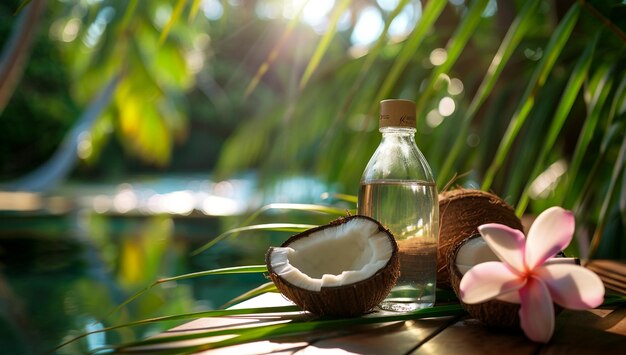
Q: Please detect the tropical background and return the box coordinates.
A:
[0,0,624,353]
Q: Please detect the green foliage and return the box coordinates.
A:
[10,0,616,256]
[481,2,581,192]
[4,1,626,219]
[0,0,78,179]
[515,34,598,215]
[438,0,542,185]
[110,304,466,352]
[211,0,625,259]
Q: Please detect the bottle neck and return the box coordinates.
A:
[379,126,416,137]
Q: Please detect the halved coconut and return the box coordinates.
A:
[449,234,579,328]
[449,235,520,327]
[266,215,400,316]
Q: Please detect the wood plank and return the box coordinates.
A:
[302,316,460,354]
[410,317,540,355]
[195,339,309,354]
[587,260,626,278]
[539,308,626,354]
[413,308,626,355]
[587,260,626,295]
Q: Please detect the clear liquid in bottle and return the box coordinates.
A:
[359,180,438,312]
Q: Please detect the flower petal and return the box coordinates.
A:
[478,224,526,273]
[496,290,521,304]
[526,207,575,269]
[534,264,605,309]
[519,276,554,343]
[459,261,525,304]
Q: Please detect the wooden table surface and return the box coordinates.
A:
[142,260,626,354]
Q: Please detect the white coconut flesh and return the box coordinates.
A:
[269,218,394,292]
[455,237,499,275]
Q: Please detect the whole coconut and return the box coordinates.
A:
[437,189,524,289]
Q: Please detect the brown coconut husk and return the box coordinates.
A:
[437,188,524,289]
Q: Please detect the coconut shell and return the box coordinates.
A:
[437,189,524,289]
[449,235,520,328]
[266,215,400,317]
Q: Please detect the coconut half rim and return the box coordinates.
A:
[266,215,400,316]
[268,215,396,291]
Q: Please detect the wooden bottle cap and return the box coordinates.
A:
[379,99,416,128]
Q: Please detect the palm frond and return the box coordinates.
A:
[244,1,306,97]
[192,223,317,256]
[189,0,203,21]
[515,33,598,215]
[159,0,187,44]
[299,0,352,90]
[221,282,279,309]
[108,304,465,352]
[437,0,541,186]
[372,0,448,114]
[481,3,581,191]
[562,65,615,208]
[588,124,626,259]
[13,0,32,14]
[104,265,268,323]
[55,304,298,352]
[414,0,490,116]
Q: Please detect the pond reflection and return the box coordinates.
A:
[0,212,274,353]
[85,176,252,217]
[0,175,341,353]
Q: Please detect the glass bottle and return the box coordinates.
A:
[357,99,439,312]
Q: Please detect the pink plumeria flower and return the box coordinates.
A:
[459,206,605,343]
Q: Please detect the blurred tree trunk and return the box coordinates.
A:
[0,0,45,114]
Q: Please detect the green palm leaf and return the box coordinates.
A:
[326,0,411,133]
[437,0,541,186]
[221,282,279,309]
[192,223,317,256]
[414,0,490,116]
[299,0,352,90]
[108,304,465,353]
[588,126,626,259]
[104,265,268,323]
[189,0,202,21]
[159,0,187,44]
[562,66,615,208]
[120,0,139,29]
[330,193,358,204]
[55,304,299,352]
[515,33,598,215]
[244,1,306,97]
[372,0,448,114]
[13,0,33,14]
[481,3,581,191]
[243,203,347,225]
[156,265,268,283]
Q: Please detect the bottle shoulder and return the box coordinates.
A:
[361,140,435,182]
